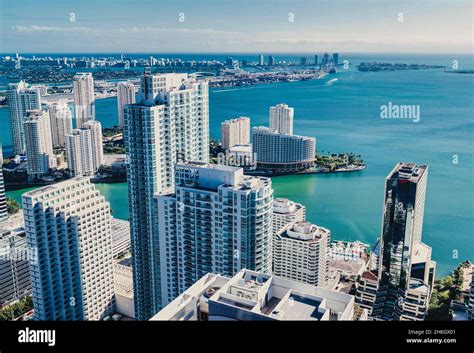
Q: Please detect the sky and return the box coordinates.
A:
[0,0,472,53]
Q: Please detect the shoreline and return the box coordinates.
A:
[4,165,366,191]
[240,164,366,177]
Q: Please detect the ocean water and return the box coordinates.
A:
[2,53,473,276]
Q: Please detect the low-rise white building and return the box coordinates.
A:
[111,218,130,259]
[151,269,357,321]
[113,257,134,319]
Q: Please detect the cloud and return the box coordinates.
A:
[12,25,96,33]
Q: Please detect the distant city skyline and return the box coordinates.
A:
[0,0,472,53]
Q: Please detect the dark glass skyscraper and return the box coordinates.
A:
[376,163,429,320]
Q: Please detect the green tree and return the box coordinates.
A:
[6,197,20,215]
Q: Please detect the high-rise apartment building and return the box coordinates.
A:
[65,120,103,177]
[82,120,104,169]
[124,71,209,320]
[23,110,56,180]
[155,162,273,307]
[333,53,339,66]
[269,103,294,135]
[65,129,94,177]
[117,82,136,128]
[252,126,316,172]
[272,198,306,235]
[0,146,7,222]
[73,73,95,128]
[258,54,264,66]
[22,178,115,320]
[6,81,42,154]
[273,221,329,288]
[45,100,73,148]
[221,116,250,149]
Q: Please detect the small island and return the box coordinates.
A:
[357,62,445,72]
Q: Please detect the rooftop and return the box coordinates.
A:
[279,221,330,242]
[391,162,428,183]
[152,269,355,321]
[273,198,304,215]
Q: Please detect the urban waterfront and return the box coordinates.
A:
[2,53,473,277]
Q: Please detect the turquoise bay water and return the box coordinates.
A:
[2,54,473,276]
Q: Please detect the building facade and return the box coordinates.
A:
[6,81,42,155]
[155,162,273,307]
[273,221,329,288]
[0,229,31,307]
[73,73,95,128]
[117,82,136,128]
[252,126,316,172]
[22,178,115,320]
[82,120,104,170]
[23,110,56,180]
[124,71,209,320]
[221,116,250,150]
[374,163,433,321]
[45,100,73,148]
[269,103,294,135]
[0,146,7,222]
[111,218,130,259]
[65,120,103,177]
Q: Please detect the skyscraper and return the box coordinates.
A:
[73,73,95,128]
[65,130,94,177]
[333,53,339,66]
[6,81,41,155]
[221,116,250,150]
[23,110,56,180]
[268,55,275,66]
[314,54,319,66]
[322,53,330,66]
[273,221,329,288]
[45,100,73,148]
[258,54,264,66]
[22,178,115,320]
[300,57,307,66]
[124,71,209,320]
[0,146,7,222]
[376,163,430,320]
[82,120,104,170]
[155,162,273,307]
[269,103,294,135]
[117,82,136,128]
